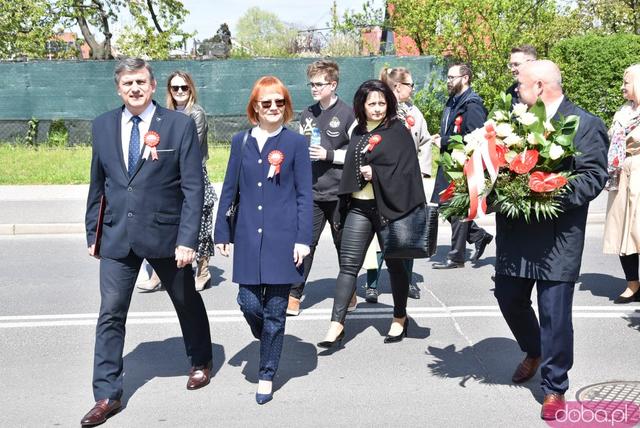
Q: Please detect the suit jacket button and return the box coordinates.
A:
[127,186,133,192]
[258,205,262,210]
[127,212,133,218]
[257,182,262,187]
[258,228,263,233]
[258,159,263,164]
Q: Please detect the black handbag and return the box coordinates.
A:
[225,131,249,243]
[379,203,439,259]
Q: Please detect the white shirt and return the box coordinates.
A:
[251,125,283,153]
[545,96,564,121]
[121,102,156,171]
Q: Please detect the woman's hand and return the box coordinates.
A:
[293,243,310,267]
[216,243,231,257]
[360,165,373,181]
[309,145,327,161]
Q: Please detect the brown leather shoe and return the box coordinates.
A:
[511,355,541,383]
[286,296,301,316]
[187,361,212,390]
[80,399,122,427]
[541,393,566,420]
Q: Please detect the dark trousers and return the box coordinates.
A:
[332,200,409,322]
[448,216,487,263]
[290,200,341,300]
[93,251,212,401]
[620,254,639,281]
[494,275,575,395]
[237,284,290,381]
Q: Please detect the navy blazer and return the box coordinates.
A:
[85,103,204,259]
[495,98,609,282]
[214,127,313,285]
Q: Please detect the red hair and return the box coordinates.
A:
[246,76,294,125]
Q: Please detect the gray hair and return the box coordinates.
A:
[114,58,155,85]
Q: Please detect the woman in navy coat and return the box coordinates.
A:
[214,76,313,404]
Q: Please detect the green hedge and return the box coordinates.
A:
[550,34,640,125]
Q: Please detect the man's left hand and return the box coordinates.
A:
[175,245,196,268]
[309,145,327,161]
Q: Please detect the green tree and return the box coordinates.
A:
[0,0,60,59]
[574,0,640,35]
[234,7,298,57]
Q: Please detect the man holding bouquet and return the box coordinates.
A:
[494,60,608,420]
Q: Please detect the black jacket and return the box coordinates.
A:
[432,88,488,203]
[338,119,425,224]
[495,98,609,282]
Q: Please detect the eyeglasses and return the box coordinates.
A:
[446,75,464,81]
[307,82,330,89]
[170,85,189,92]
[259,99,286,109]
[400,82,415,88]
[507,59,533,69]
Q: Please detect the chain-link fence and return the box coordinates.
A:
[0,116,298,147]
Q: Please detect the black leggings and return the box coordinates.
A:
[620,254,639,281]
[331,199,410,322]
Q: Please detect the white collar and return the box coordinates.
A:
[545,96,564,120]
[252,125,283,139]
[123,102,156,123]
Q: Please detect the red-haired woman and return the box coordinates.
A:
[214,76,313,404]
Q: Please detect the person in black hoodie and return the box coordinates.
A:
[317,80,425,348]
[432,63,493,269]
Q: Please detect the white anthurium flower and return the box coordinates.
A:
[493,110,509,122]
[518,112,538,126]
[451,148,467,166]
[505,150,518,163]
[527,133,539,145]
[463,127,484,154]
[495,122,514,138]
[504,134,523,147]
[549,143,564,160]
[512,103,528,118]
[544,119,555,132]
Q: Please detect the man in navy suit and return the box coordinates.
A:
[494,60,608,420]
[82,58,212,426]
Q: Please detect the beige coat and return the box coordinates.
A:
[603,104,640,255]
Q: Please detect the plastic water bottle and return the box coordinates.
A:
[310,127,321,161]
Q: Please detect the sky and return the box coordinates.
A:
[152,0,380,39]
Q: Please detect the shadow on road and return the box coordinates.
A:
[426,337,544,402]
[578,272,626,301]
[625,314,640,332]
[121,338,225,406]
[227,335,317,392]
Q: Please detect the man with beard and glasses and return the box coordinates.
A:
[431,63,493,269]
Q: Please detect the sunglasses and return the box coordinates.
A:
[307,82,330,89]
[259,99,286,109]
[170,85,190,92]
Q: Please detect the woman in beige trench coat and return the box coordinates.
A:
[603,64,640,303]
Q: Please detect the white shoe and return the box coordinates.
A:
[195,257,211,291]
[136,270,161,292]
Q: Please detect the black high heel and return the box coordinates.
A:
[384,317,409,343]
[317,330,345,349]
[613,289,640,304]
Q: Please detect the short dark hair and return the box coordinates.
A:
[511,45,537,59]
[449,62,473,83]
[352,79,398,134]
[114,58,155,84]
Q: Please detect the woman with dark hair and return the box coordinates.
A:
[136,70,216,292]
[214,76,313,404]
[318,79,425,348]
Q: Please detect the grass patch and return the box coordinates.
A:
[0,143,231,185]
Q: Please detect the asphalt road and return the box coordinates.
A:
[1,224,639,427]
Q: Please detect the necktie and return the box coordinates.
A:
[128,116,141,177]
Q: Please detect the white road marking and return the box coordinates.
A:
[0,306,638,328]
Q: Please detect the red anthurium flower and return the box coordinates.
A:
[495,143,508,167]
[509,149,539,174]
[528,171,568,192]
[454,115,463,133]
[368,134,382,152]
[439,181,456,203]
[613,156,619,167]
